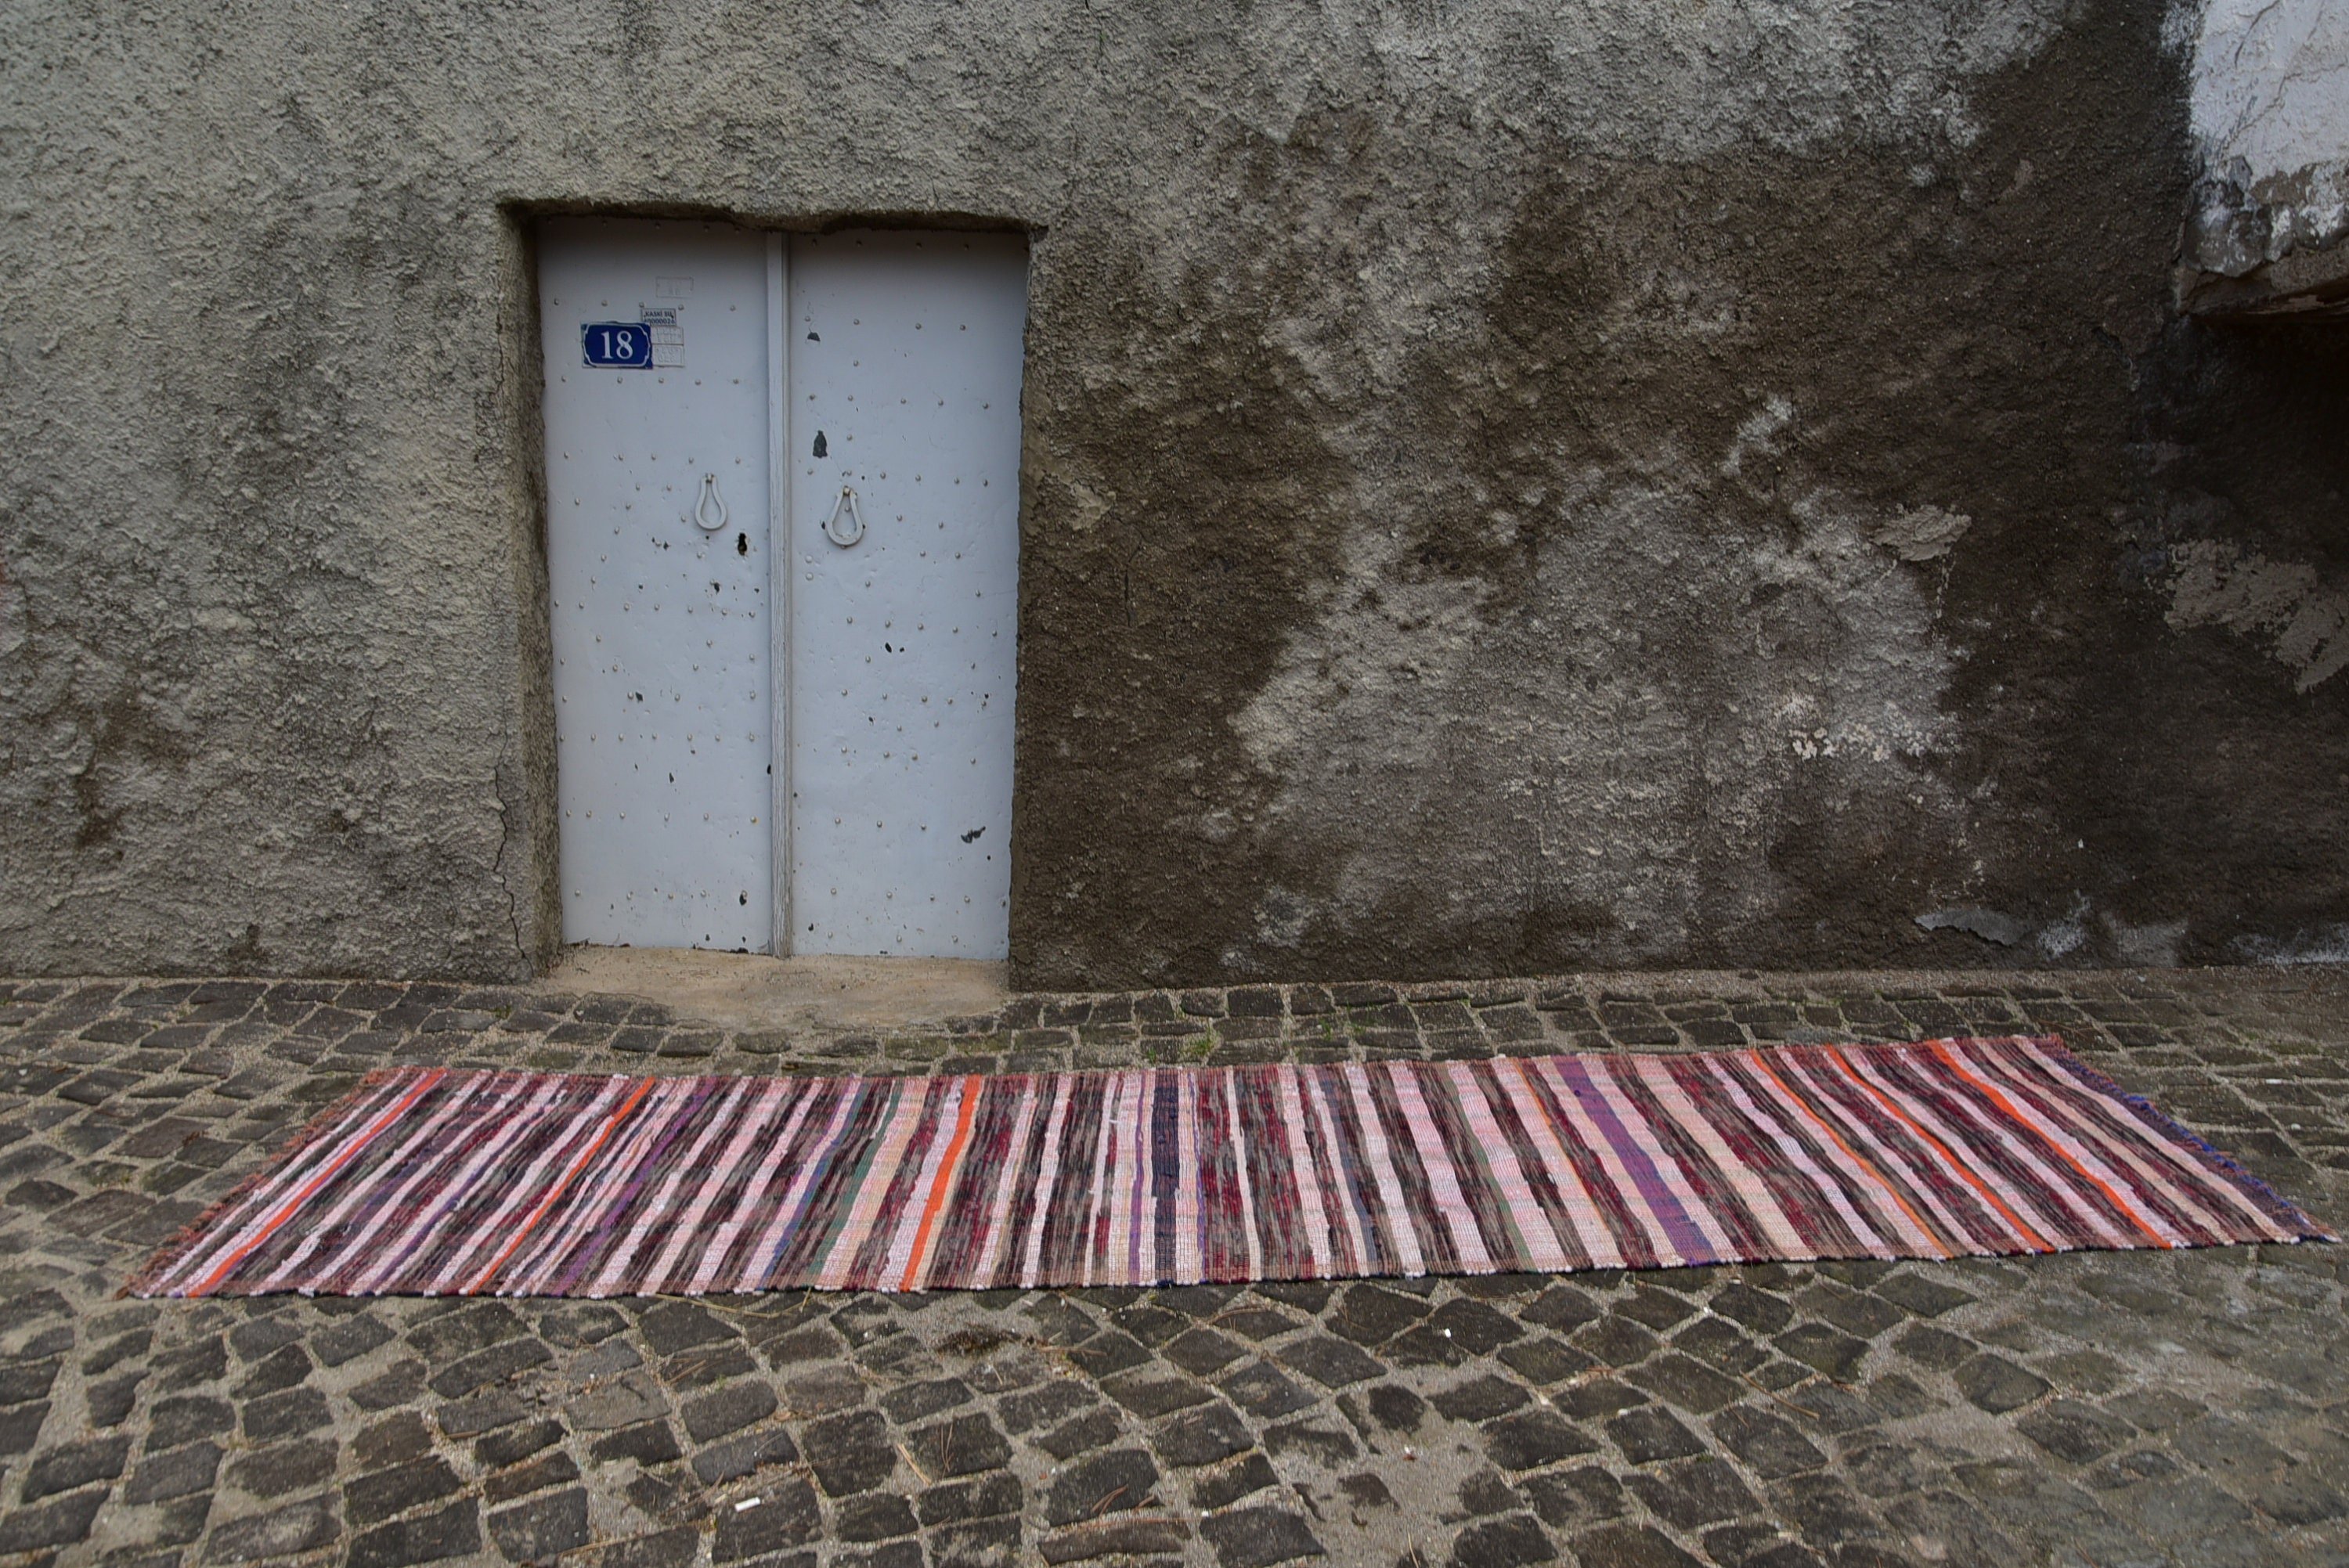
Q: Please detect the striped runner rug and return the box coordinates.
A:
[132,1036,2327,1298]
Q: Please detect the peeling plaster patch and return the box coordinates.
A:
[1721,397,1795,481]
[2036,896,2092,960]
[2105,915,2190,968]
[1254,886,1310,950]
[1867,505,1972,562]
[2233,924,2349,964]
[2189,0,2349,200]
[2184,0,2349,287]
[1916,906,2027,946]
[2166,539,2349,690]
[1229,455,1961,968]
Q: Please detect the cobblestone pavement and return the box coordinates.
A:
[2,967,2347,1568]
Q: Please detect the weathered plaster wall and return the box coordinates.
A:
[2181,0,2349,312]
[0,0,2342,984]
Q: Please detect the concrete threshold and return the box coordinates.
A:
[532,943,1010,1032]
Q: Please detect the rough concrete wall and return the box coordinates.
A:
[2181,0,2349,312]
[0,0,2342,985]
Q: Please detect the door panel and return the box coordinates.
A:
[539,218,774,951]
[787,231,1027,959]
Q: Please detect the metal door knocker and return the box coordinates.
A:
[824,485,867,548]
[687,473,729,532]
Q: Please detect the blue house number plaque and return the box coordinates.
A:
[582,322,652,368]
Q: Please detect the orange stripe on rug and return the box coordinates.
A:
[463,1076,656,1295]
[186,1069,449,1297]
[901,1075,983,1290]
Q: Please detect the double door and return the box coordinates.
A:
[538,218,1025,958]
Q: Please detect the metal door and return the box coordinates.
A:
[539,222,1025,958]
[787,232,1027,958]
[539,218,775,950]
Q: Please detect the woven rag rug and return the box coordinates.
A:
[132,1035,2328,1298]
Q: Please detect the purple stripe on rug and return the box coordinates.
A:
[128,1036,2332,1299]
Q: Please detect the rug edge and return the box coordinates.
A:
[122,1067,428,1297]
[2035,1038,2337,1242]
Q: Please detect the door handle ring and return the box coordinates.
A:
[824,486,867,548]
[687,472,729,532]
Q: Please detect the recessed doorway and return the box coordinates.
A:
[538,218,1027,958]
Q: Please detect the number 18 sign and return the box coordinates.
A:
[582,323,652,368]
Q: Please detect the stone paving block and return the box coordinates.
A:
[1626,1352,1745,1414]
[879,1374,971,1422]
[1486,1409,1602,1470]
[1153,1400,1253,1466]
[1163,1325,1247,1373]
[1709,1407,1825,1479]
[1066,1328,1152,1379]
[916,1470,1023,1526]
[1094,1359,1212,1418]
[568,1369,667,1431]
[146,1393,232,1451]
[1449,1512,1557,1566]
[1037,1405,1124,1459]
[1363,1384,1426,1433]
[485,1486,592,1563]
[1520,1465,1629,1530]
[1193,1450,1283,1510]
[835,1491,918,1541]
[226,1436,337,1499]
[710,1476,821,1561]
[1626,1454,1759,1530]
[1039,1513,1194,1563]
[123,1436,222,1504]
[682,1412,794,1482]
[1198,1504,1325,1567]
[1262,1416,1359,1466]
[353,1410,434,1469]
[781,1362,865,1415]
[473,1418,560,1472]
[438,1388,529,1437]
[1330,1285,1431,1345]
[345,1454,462,1525]
[22,1432,131,1501]
[0,1399,49,1455]
[912,1411,1012,1477]
[1773,1323,1867,1382]
[1430,1374,1531,1423]
[2015,1398,2134,1465]
[485,1448,581,1505]
[429,1335,551,1399]
[587,1419,682,1467]
[1220,1360,1318,1419]
[200,1497,341,1562]
[343,1497,482,1568]
[1277,1335,1384,1389]
[1955,1354,2053,1414]
[229,1342,312,1398]
[803,1408,897,1496]
[682,1378,778,1442]
[1044,1447,1160,1526]
[997,1379,1095,1433]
